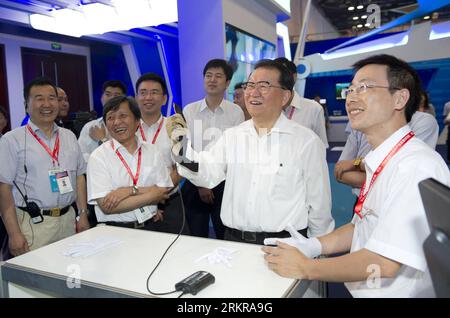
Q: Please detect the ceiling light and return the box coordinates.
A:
[29,0,178,37]
[348,6,355,11]
[357,5,364,9]
[361,15,367,19]
[365,23,371,27]
[353,16,359,20]
[423,16,430,20]
[357,24,363,28]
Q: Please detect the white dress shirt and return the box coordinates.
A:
[285,91,329,148]
[345,125,450,298]
[137,116,173,169]
[87,137,173,223]
[178,113,335,237]
[78,118,109,163]
[0,121,86,209]
[183,98,244,152]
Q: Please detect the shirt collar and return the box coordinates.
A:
[140,115,163,130]
[28,119,59,135]
[199,98,225,113]
[110,136,143,155]
[364,125,412,174]
[242,113,294,136]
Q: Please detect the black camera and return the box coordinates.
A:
[26,201,44,224]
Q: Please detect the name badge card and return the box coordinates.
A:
[55,170,73,194]
[48,168,62,192]
[134,205,157,224]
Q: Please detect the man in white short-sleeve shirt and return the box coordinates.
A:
[263,54,450,298]
[87,96,171,228]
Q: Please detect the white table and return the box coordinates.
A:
[0,225,316,298]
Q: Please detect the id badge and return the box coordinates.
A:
[55,170,73,194]
[134,205,156,224]
[48,168,62,192]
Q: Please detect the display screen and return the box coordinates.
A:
[336,82,351,100]
[225,24,276,101]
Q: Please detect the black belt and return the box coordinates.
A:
[101,219,151,229]
[19,205,72,217]
[227,227,307,243]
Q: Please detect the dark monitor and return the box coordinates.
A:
[419,178,450,298]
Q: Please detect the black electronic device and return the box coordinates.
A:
[419,178,450,297]
[171,102,199,172]
[175,271,215,295]
[25,201,44,224]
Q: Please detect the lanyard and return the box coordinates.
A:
[139,117,164,144]
[111,141,142,186]
[354,131,415,219]
[288,106,296,120]
[27,124,60,165]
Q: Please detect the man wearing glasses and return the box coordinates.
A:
[172,59,334,244]
[134,73,188,234]
[262,54,450,297]
[335,83,438,195]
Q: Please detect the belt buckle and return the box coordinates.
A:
[50,208,61,217]
[242,231,257,242]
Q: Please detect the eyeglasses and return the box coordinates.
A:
[138,90,164,97]
[242,81,286,94]
[341,82,400,99]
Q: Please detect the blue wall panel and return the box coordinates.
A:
[89,41,133,116]
[304,58,450,131]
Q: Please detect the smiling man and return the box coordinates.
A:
[135,73,188,234]
[86,96,172,230]
[174,59,334,245]
[0,77,89,257]
[262,54,450,298]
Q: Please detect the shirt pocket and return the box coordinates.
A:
[270,164,300,199]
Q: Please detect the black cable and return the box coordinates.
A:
[146,183,187,296]
[177,292,185,298]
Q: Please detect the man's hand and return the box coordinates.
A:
[264,225,322,258]
[262,241,312,279]
[77,213,90,232]
[147,186,171,203]
[103,188,131,211]
[89,124,107,142]
[198,187,214,205]
[166,114,187,139]
[9,232,30,256]
[334,159,356,181]
[152,209,164,223]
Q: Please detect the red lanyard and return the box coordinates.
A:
[111,141,142,186]
[354,131,415,219]
[288,106,296,120]
[139,117,164,144]
[27,124,60,165]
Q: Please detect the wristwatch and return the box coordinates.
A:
[353,157,363,169]
[131,185,139,196]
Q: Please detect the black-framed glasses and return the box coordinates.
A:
[341,82,400,99]
[242,81,286,94]
[138,90,164,97]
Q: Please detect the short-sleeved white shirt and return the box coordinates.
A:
[87,137,172,223]
[345,125,450,297]
[136,116,173,169]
